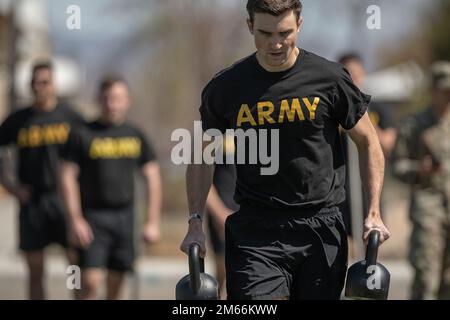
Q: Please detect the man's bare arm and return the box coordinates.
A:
[187,162,215,217]
[0,149,31,204]
[60,160,82,220]
[348,112,391,244]
[180,133,219,256]
[141,161,162,244]
[180,161,214,257]
[59,160,93,248]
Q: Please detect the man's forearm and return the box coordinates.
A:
[180,162,212,256]
[0,173,18,195]
[60,163,84,222]
[0,150,19,194]
[186,163,214,218]
[143,163,162,225]
[65,187,83,222]
[357,139,385,214]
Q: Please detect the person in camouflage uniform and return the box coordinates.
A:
[392,61,450,300]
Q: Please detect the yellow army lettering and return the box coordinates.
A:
[17,123,70,148]
[368,111,380,127]
[237,97,320,127]
[89,137,142,159]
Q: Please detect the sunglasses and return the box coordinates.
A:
[32,79,51,86]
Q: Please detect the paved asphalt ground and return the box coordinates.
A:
[0,191,413,300]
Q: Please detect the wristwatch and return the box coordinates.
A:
[188,213,203,223]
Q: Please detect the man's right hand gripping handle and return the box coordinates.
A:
[180,218,207,258]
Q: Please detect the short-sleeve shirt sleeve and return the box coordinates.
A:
[199,80,228,133]
[138,131,157,166]
[0,114,19,146]
[61,128,83,165]
[333,67,371,130]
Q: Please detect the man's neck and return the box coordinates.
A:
[256,47,300,72]
[34,97,57,112]
[99,115,125,127]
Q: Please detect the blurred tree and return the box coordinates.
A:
[117,1,253,213]
[426,0,450,61]
[131,1,251,130]
[377,0,450,122]
[383,0,450,67]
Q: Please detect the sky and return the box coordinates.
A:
[47,0,429,67]
[39,0,430,97]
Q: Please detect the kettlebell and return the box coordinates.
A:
[345,230,390,300]
[175,243,219,300]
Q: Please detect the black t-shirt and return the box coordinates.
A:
[368,101,394,129]
[0,104,84,193]
[62,120,156,210]
[212,164,239,211]
[200,49,370,210]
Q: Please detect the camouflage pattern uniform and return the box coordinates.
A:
[392,64,450,299]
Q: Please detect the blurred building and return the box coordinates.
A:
[0,0,15,119]
[365,62,426,103]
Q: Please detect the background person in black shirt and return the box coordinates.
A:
[60,76,162,300]
[338,52,397,159]
[0,61,83,299]
[181,0,390,300]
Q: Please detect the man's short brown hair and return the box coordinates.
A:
[31,60,53,82]
[337,52,363,66]
[246,0,302,23]
[98,74,129,95]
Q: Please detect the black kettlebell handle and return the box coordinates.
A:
[188,243,205,294]
[365,230,380,267]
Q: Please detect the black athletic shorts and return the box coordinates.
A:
[78,206,135,272]
[206,211,226,255]
[225,204,348,300]
[19,192,68,251]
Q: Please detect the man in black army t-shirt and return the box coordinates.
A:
[0,61,83,299]
[338,52,397,159]
[60,76,162,300]
[181,0,391,300]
